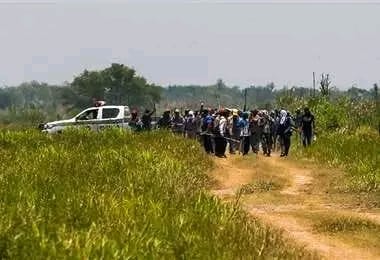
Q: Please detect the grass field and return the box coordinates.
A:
[293,127,380,194]
[0,129,314,259]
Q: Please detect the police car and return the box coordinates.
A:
[40,105,131,133]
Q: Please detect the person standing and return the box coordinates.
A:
[128,110,142,131]
[201,109,214,154]
[239,112,251,155]
[171,109,185,135]
[195,111,203,142]
[273,109,281,152]
[184,110,197,139]
[301,107,315,147]
[261,110,274,156]
[277,110,292,157]
[157,109,172,129]
[141,108,155,131]
[225,109,233,154]
[229,109,241,154]
[270,110,278,151]
[249,109,263,154]
[214,110,227,157]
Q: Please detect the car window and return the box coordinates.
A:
[102,108,120,119]
[77,109,99,121]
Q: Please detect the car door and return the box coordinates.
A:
[75,108,100,131]
[98,107,122,130]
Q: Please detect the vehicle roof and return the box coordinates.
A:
[86,105,128,110]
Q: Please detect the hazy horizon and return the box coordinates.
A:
[0,0,379,89]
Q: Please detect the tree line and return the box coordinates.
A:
[0,63,378,126]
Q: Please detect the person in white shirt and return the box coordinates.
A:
[214,109,228,158]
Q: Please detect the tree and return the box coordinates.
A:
[320,73,331,96]
[71,70,105,100]
[70,63,162,108]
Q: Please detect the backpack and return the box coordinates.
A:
[202,116,214,132]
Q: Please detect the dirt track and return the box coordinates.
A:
[210,154,380,260]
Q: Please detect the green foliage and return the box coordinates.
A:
[289,90,379,195]
[1,77,376,125]
[239,180,282,194]
[277,95,377,132]
[71,63,162,108]
[0,129,312,259]
[0,106,46,127]
[294,128,380,193]
[162,83,277,111]
[314,215,380,233]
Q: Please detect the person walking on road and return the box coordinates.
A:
[277,110,292,157]
[261,110,274,156]
[301,107,315,147]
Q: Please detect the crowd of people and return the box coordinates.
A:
[128,103,315,158]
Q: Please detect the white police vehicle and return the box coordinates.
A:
[41,105,131,134]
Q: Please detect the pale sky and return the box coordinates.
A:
[0,0,379,89]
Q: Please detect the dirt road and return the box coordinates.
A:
[210,154,380,260]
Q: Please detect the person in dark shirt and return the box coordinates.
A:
[171,109,185,135]
[301,107,315,147]
[277,110,292,157]
[249,109,263,154]
[129,110,142,131]
[261,110,274,157]
[141,108,155,130]
[157,109,172,129]
[201,109,214,154]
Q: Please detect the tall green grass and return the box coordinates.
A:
[294,127,380,193]
[0,129,313,259]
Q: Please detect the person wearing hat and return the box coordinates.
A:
[228,109,241,154]
[171,109,185,135]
